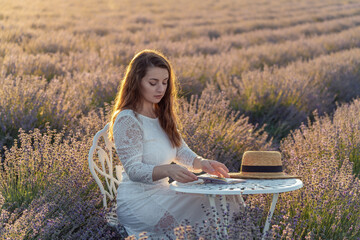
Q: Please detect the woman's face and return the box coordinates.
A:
[140,67,169,106]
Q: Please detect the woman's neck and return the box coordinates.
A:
[138,103,157,118]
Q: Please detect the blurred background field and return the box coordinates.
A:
[0,0,360,239]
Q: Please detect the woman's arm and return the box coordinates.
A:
[152,164,197,183]
[154,157,230,183]
[113,115,155,183]
[174,137,230,178]
[173,137,202,172]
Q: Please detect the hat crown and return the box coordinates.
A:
[229,151,299,179]
[242,151,282,166]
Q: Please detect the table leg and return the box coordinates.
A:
[262,193,279,240]
[207,194,228,239]
[219,195,229,227]
[238,193,246,208]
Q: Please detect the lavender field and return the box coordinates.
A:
[1,0,360,239]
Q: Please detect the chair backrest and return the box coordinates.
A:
[88,123,122,208]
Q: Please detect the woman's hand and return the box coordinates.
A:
[165,164,198,183]
[199,158,230,178]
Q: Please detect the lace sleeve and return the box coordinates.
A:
[113,115,154,183]
[174,137,202,173]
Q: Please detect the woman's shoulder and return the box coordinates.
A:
[117,109,135,118]
[114,109,142,126]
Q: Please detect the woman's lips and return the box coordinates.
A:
[154,95,163,98]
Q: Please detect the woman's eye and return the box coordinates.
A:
[149,82,156,86]
[163,82,168,85]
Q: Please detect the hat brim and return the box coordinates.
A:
[229,172,300,179]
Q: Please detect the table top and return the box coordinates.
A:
[170,174,303,195]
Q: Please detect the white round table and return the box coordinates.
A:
[170,174,303,239]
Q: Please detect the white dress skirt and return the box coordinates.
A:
[113,110,242,239]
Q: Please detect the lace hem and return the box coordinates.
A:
[154,211,179,234]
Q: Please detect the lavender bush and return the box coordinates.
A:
[0,66,121,152]
[0,112,123,239]
[271,98,360,239]
[171,202,265,240]
[219,48,360,139]
[178,86,272,171]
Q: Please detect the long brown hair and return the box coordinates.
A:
[108,49,182,148]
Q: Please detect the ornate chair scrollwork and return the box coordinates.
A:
[88,123,125,233]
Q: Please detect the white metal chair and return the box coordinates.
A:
[88,123,125,232]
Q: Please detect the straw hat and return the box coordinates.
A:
[229,151,299,179]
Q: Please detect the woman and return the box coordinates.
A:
[109,49,241,239]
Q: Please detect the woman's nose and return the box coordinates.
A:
[157,84,166,92]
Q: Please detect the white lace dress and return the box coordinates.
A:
[114,109,241,239]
